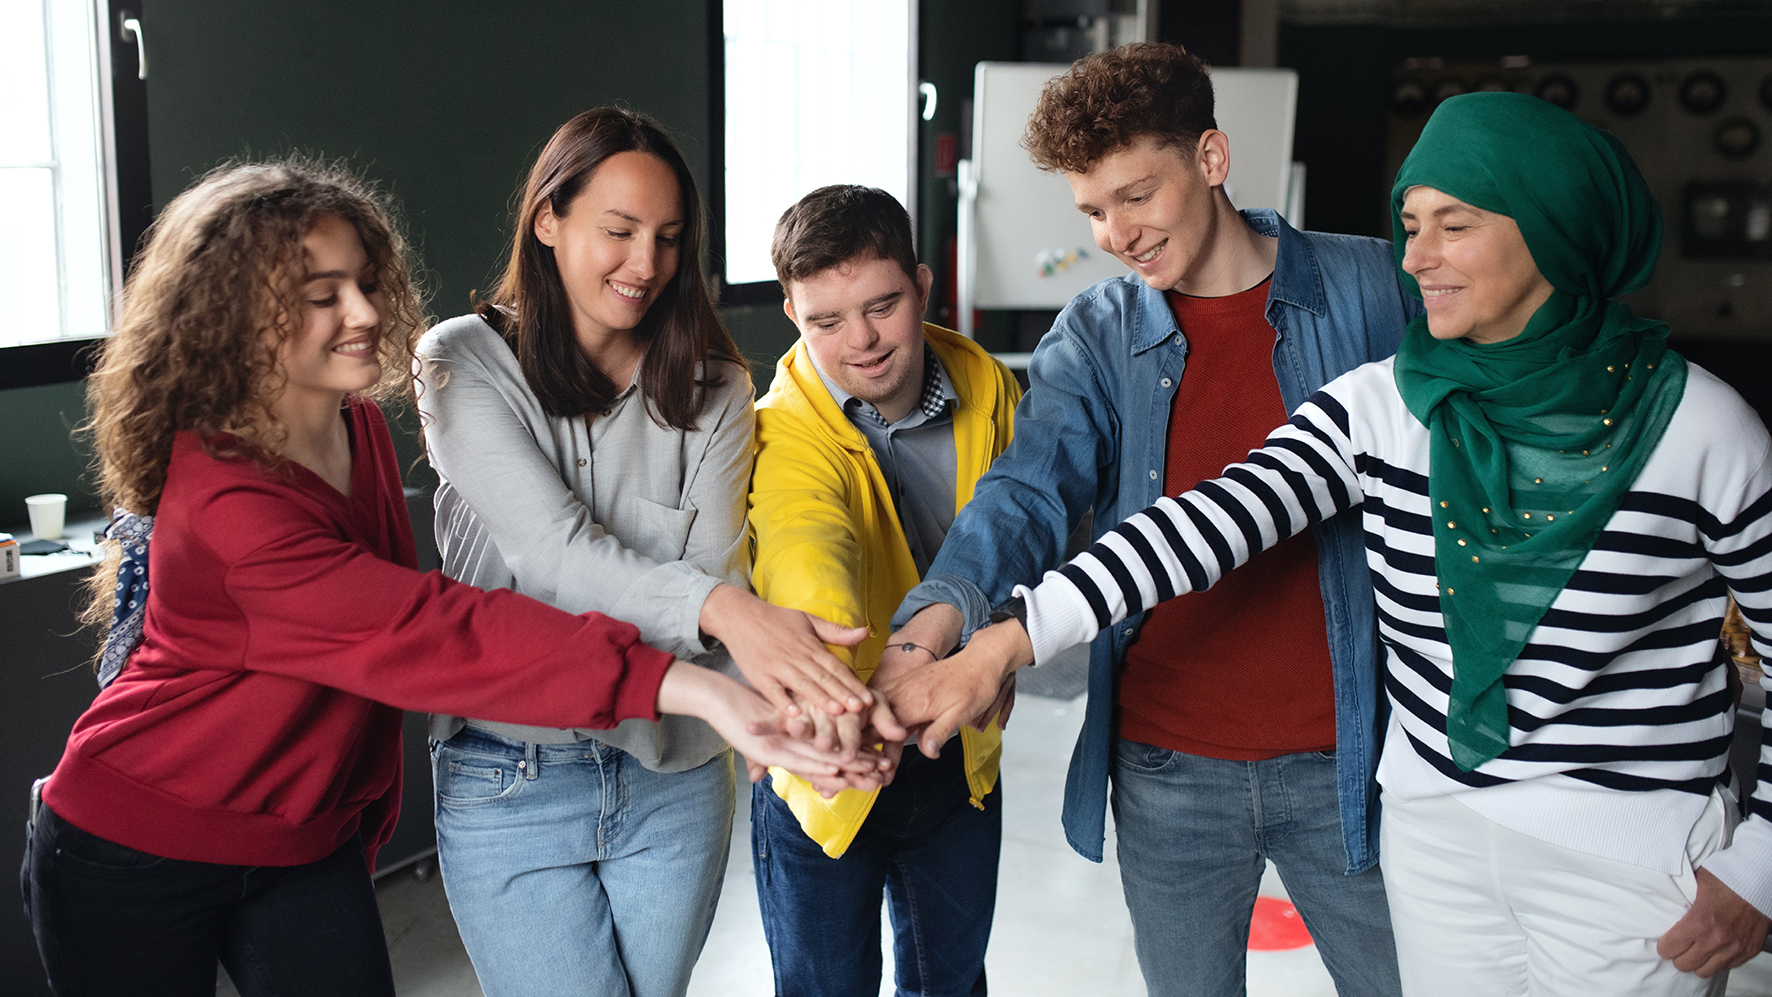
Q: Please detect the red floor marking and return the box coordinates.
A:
[1247,896,1313,951]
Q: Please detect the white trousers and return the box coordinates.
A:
[1379,787,1733,997]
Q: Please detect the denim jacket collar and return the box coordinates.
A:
[1245,208,1328,318]
[1127,208,1325,358]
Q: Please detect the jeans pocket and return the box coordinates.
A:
[435,749,521,808]
[1115,739,1176,774]
[49,813,167,875]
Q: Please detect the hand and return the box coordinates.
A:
[794,694,907,797]
[1657,868,1771,977]
[874,619,1033,759]
[656,661,865,782]
[968,673,1016,732]
[869,602,965,729]
[698,584,872,717]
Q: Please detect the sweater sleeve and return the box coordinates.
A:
[1694,432,1772,917]
[204,479,673,729]
[1019,387,1366,664]
[417,327,734,656]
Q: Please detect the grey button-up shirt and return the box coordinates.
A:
[417,314,755,772]
[813,343,959,576]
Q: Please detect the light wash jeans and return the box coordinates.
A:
[1111,741,1402,997]
[431,727,735,997]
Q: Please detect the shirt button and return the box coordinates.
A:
[1148,469,1159,480]
[1160,378,1172,388]
[576,458,587,467]
[1122,627,1136,639]
[1172,335,1183,346]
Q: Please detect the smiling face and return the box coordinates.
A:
[784,252,934,425]
[1400,186,1556,345]
[535,150,683,354]
[1065,132,1226,293]
[271,214,385,411]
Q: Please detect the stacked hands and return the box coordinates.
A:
[677,589,1035,798]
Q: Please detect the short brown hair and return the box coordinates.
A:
[1023,42,1216,174]
[771,185,919,292]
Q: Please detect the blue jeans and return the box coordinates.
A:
[21,804,393,996]
[752,746,1001,997]
[431,728,735,997]
[1111,742,1401,997]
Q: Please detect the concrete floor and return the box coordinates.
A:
[252,679,1772,997]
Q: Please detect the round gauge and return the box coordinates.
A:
[1391,78,1428,117]
[1604,72,1651,117]
[1760,74,1772,113]
[1433,77,1469,105]
[1679,71,1727,115]
[1715,117,1761,159]
[1534,74,1578,110]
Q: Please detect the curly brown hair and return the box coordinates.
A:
[78,158,425,631]
[1023,42,1216,174]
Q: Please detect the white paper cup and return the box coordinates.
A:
[25,493,67,541]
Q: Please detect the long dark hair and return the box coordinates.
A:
[477,107,741,428]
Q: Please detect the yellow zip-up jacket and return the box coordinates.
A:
[749,323,1021,858]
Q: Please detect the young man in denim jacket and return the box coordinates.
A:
[881,42,1420,997]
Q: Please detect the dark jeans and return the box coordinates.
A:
[752,745,1001,997]
[20,803,394,997]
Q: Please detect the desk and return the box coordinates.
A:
[3,493,440,996]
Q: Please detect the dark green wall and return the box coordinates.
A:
[0,381,93,528]
[0,0,722,522]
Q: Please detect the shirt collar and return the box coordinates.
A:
[815,339,956,429]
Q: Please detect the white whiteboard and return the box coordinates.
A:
[968,63,1299,310]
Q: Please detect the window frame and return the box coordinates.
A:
[0,0,152,390]
[709,0,920,306]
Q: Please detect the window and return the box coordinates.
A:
[1,0,147,390]
[1,0,115,351]
[719,0,917,296]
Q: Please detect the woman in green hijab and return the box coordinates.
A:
[884,91,1772,992]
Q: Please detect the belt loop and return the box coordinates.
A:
[522,740,539,781]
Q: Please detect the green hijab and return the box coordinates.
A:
[1390,92,1688,771]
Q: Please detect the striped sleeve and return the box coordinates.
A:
[1693,442,1772,916]
[1018,390,1364,664]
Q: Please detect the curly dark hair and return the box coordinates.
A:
[1023,42,1216,174]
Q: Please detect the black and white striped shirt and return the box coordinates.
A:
[1018,357,1772,910]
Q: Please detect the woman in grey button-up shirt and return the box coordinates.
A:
[416,108,880,997]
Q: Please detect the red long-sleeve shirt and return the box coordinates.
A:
[43,400,674,869]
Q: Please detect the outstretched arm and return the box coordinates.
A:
[892,321,1116,640]
[884,392,1366,756]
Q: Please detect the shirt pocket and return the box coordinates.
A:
[629,496,698,564]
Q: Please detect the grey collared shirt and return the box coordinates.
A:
[813,342,958,576]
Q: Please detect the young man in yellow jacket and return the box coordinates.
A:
[748,185,1021,997]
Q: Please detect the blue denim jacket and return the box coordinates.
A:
[895,209,1420,872]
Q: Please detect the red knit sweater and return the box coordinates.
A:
[43,400,674,869]
[1117,284,1337,760]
